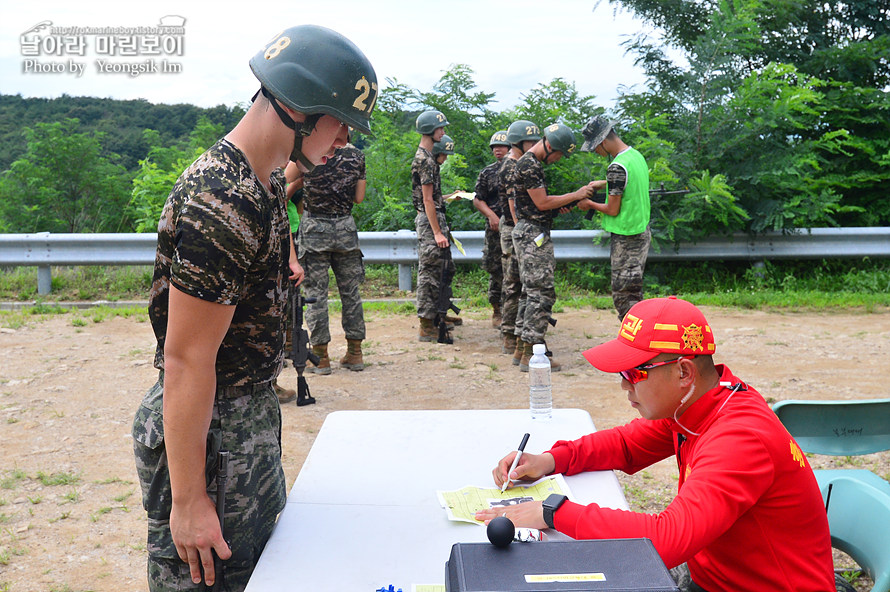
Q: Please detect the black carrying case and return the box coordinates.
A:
[445,538,679,592]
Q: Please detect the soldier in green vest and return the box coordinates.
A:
[578,116,651,322]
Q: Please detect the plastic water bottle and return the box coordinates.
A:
[529,343,552,420]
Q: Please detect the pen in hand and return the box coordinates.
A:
[501,433,530,493]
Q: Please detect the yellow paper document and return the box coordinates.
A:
[436,475,571,524]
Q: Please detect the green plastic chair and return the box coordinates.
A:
[773,399,890,592]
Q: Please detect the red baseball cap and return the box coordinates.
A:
[582,296,716,372]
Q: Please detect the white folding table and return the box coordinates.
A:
[245,409,629,591]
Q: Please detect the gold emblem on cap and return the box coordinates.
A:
[682,324,705,351]
[619,314,643,341]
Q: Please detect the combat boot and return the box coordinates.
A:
[545,349,563,372]
[273,380,296,404]
[340,339,364,371]
[502,332,517,355]
[419,317,438,342]
[512,337,523,366]
[491,303,502,328]
[519,341,534,372]
[444,314,463,326]
[306,344,332,375]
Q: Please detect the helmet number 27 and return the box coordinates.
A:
[353,78,378,115]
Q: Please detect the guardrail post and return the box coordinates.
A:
[37,266,52,295]
[398,264,413,291]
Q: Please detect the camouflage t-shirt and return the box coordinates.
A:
[149,139,290,387]
[411,146,443,213]
[302,143,366,217]
[513,151,553,228]
[474,160,502,217]
[497,156,518,220]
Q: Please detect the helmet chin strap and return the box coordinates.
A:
[258,87,323,172]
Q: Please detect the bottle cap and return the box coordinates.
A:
[532,343,546,355]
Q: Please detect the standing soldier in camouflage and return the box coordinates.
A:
[131,25,376,591]
[577,116,651,321]
[298,140,367,374]
[412,111,463,341]
[473,130,509,328]
[513,123,593,371]
[499,120,541,362]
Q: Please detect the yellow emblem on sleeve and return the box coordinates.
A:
[790,440,806,467]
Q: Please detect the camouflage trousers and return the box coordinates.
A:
[298,249,366,345]
[513,220,556,345]
[482,224,503,305]
[132,373,287,592]
[297,215,366,344]
[670,564,709,592]
[610,228,651,321]
[415,211,453,320]
[499,217,521,336]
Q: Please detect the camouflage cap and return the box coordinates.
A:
[580,116,615,152]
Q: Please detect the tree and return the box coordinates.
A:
[0,118,131,233]
[612,0,890,230]
[129,116,224,232]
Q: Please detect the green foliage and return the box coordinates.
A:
[611,0,890,231]
[129,116,223,232]
[0,119,132,233]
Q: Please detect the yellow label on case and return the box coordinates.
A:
[525,573,606,583]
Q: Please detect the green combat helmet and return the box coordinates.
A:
[249,24,378,171]
[416,110,450,135]
[506,120,542,147]
[432,134,455,156]
[543,123,577,159]
[489,130,510,148]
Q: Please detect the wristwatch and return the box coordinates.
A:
[542,493,568,529]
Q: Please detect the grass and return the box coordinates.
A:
[1,259,888,331]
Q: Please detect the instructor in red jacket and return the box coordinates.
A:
[476,296,834,592]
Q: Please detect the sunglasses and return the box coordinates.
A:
[619,355,695,384]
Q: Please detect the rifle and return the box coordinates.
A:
[211,450,229,592]
[579,183,690,220]
[435,245,460,344]
[286,286,320,406]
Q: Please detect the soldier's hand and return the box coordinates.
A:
[488,213,500,232]
[289,260,305,286]
[170,496,232,586]
[434,232,450,248]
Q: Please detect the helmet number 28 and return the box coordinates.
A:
[353,78,378,115]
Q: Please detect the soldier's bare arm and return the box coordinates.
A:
[163,286,235,586]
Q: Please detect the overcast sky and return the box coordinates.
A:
[1,0,659,114]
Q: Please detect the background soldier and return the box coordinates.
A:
[473,130,509,328]
[299,139,367,374]
[132,25,376,591]
[512,123,593,371]
[577,116,651,321]
[412,111,463,341]
[499,120,541,362]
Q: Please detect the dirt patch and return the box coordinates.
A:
[0,305,887,591]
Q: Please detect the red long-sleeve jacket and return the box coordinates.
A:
[548,365,834,591]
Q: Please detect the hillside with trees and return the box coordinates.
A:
[1,0,887,240]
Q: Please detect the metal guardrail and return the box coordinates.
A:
[1,227,888,294]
